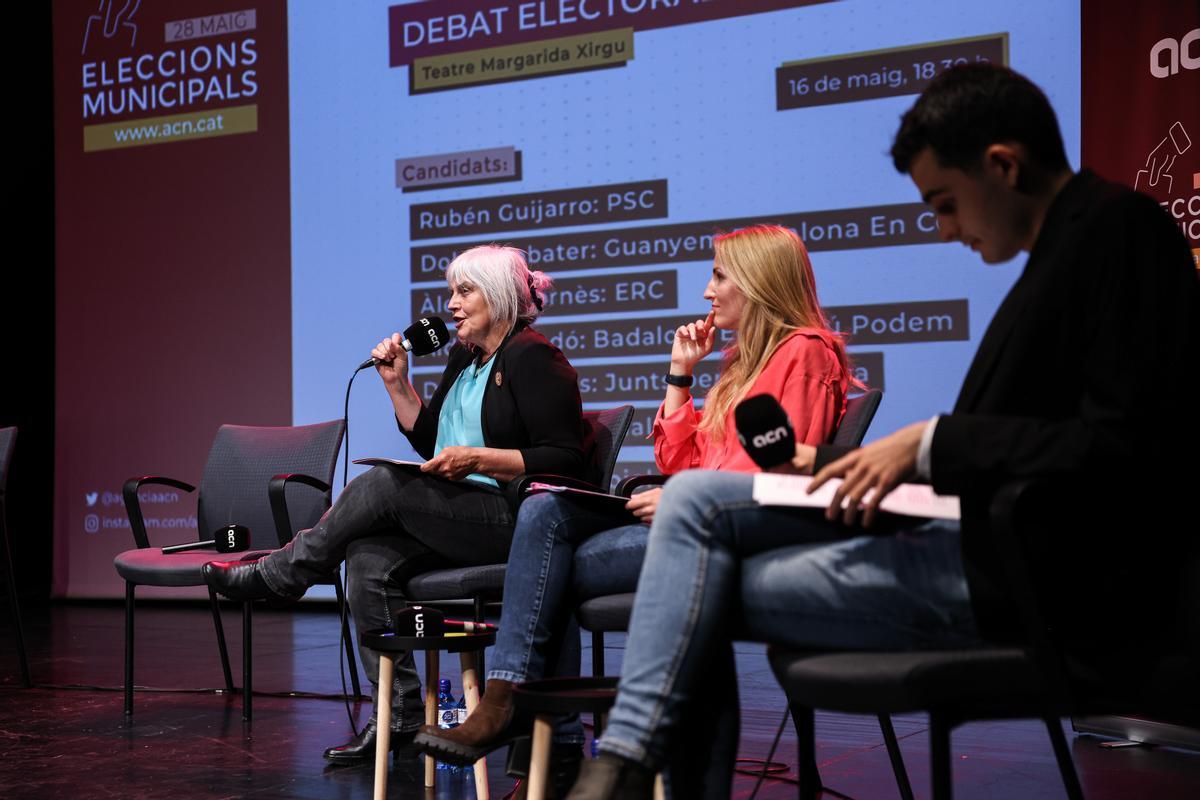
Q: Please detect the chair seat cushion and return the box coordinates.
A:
[514,677,620,715]
[769,647,1047,714]
[404,564,507,600]
[113,548,271,587]
[576,593,635,633]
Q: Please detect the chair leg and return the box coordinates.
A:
[124,582,135,716]
[460,651,490,800]
[877,714,915,800]
[474,595,487,682]
[929,713,953,800]
[376,654,395,799]
[1,512,31,688]
[242,600,252,722]
[591,631,606,734]
[207,588,235,694]
[1043,717,1084,800]
[591,630,605,677]
[333,577,362,697]
[528,715,554,800]
[790,704,822,800]
[425,649,440,788]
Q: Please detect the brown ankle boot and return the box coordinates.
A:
[413,679,526,766]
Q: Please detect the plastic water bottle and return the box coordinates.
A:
[591,737,601,758]
[436,678,464,773]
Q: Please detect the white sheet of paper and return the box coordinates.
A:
[352,457,424,469]
[752,473,961,521]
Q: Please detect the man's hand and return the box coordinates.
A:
[809,421,928,527]
[625,487,662,524]
[421,446,480,482]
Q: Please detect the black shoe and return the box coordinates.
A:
[203,559,285,602]
[323,718,418,764]
[565,753,654,800]
[503,741,584,799]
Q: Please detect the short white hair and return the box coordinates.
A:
[445,245,553,329]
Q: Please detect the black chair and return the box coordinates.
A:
[767,479,1200,799]
[401,405,636,682]
[0,427,31,687]
[831,388,882,448]
[578,388,885,677]
[113,420,348,720]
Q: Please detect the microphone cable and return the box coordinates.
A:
[343,361,373,489]
[741,707,793,798]
[736,706,858,800]
[337,362,373,738]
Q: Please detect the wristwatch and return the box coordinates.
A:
[664,373,694,388]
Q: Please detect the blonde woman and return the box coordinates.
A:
[415,225,855,794]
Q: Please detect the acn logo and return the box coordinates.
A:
[1150,28,1199,78]
[752,426,790,449]
[82,0,142,56]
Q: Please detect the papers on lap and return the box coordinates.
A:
[525,482,641,523]
[752,474,961,521]
[353,457,424,471]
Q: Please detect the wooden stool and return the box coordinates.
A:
[513,677,664,800]
[361,628,496,800]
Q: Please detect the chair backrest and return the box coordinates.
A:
[831,389,882,447]
[197,421,345,551]
[581,406,635,491]
[0,427,14,495]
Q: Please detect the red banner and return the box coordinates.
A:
[52,0,293,598]
[1082,0,1200,266]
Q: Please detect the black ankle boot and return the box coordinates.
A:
[203,559,287,602]
[503,739,584,799]
[566,753,654,800]
[323,718,417,764]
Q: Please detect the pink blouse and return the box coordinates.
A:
[652,329,849,474]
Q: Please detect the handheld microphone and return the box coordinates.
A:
[390,605,497,637]
[357,317,450,370]
[392,605,445,637]
[734,394,796,469]
[441,619,497,633]
[161,524,250,555]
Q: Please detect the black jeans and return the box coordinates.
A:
[258,465,514,730]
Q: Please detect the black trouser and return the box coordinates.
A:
[258,465,514,729]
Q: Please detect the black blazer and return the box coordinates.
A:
[819,171,1199,651]
[401,321,588,482]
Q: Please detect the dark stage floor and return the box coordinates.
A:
[1,603,1197,799]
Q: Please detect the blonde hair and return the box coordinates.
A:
[699,225,852,440]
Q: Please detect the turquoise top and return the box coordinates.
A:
[433,356,499,488]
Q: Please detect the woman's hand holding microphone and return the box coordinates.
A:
[372,334,411,388]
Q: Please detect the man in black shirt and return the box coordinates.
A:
[567,63,1199,800]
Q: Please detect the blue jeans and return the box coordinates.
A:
[257,465,515,732]
[487,492,648,744]
[599,471,978,797]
